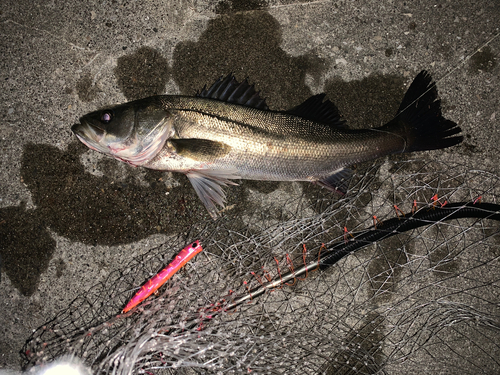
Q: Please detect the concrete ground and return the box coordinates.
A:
[0,0,499,373]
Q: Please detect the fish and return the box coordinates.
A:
[72,71,462,219]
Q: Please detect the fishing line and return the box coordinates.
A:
[396,31,500,116]
[18,17,500,374]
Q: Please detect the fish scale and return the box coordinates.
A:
[153,102,404,178]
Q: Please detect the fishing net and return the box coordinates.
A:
[21,157,500,375]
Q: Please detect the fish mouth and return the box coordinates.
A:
[72,119,104,139]
[71,121,108,153]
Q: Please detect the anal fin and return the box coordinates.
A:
[316,168,352,195]
[186,169,240,219]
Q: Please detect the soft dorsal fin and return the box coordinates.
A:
[286,94,347,128]
[197,74,269,110]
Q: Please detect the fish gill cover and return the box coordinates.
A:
[21,157,500,374]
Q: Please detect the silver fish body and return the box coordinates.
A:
[72,72,462,218]
[147,96,404,178]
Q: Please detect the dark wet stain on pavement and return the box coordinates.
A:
[0,203,55,296]
[324,312,386,374]
[0,142,216,295]
[468,46,497,74]
[172,10,328,110]
[366,235,409,303]
[324,74,406,129]
[215,0,268,14]
[76,73,101,102]
[1,3,411,297]
[115,46,171,101]
[19,142,214,246]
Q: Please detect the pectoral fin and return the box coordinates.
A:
[186,169,240,219]
[171,139,232,161]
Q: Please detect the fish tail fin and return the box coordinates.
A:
[383,70,463,153]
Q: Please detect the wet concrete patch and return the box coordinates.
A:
[172,10,328,110]
[367,235,409,303]
[76,73,100,102]
[215,0,268,14]
[324,74,406,129]
[427,227,460,277]
[0,141,241,295]
[485,225,500,258]
[17,142,214,246]
[0,204,55,296]
[469,46,497,74]
[324,312,385,374]
[115,46,171,101]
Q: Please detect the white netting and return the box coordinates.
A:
[22,158,500,374]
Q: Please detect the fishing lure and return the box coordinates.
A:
[122,240,203,313]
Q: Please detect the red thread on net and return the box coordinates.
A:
[243,280,253,301]
[344,226,354,243]
[285,254,297,286]
[274,257,284,289]
[247,244,326,290]
[262,267,273,282]
[297,245,309,281]
[251,271,264,286]
[431,194,448,208]
[412,199,418,215]
[394,204,405,218]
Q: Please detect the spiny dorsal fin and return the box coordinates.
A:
[197,74,269,110]
[286,94,347,129]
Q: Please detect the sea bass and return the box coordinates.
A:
[72,71,462,218]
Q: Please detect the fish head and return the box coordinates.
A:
[72,97,173,165]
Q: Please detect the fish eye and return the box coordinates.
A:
[100,111,113,123]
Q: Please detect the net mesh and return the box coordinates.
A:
[22,157,500,374]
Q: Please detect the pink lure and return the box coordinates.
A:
[122,240,203,313]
